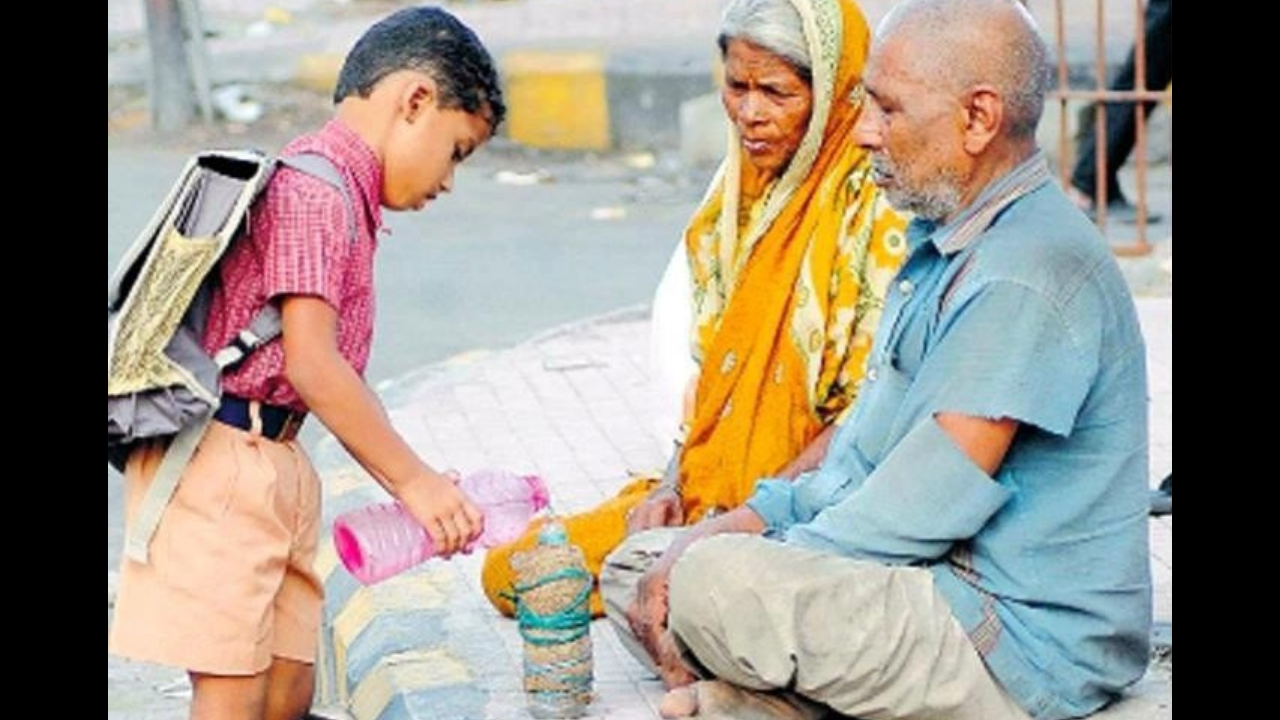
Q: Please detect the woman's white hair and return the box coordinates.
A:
[719,0,811,77]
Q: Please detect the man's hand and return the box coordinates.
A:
[627,555,679,678]
[626,507,766,685]
[627,486,685,535]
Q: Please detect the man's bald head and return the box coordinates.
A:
[876,0,1051,139]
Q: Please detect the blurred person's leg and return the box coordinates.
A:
[1071,0,1173,207]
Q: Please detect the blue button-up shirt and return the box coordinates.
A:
[747,153,1152,719]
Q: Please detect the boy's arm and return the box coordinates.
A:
[281,295,482,555]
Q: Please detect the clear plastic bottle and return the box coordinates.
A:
[333,469,550,585]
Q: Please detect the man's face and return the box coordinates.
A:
[855,37,967,222]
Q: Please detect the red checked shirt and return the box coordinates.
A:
[202,120,384,412]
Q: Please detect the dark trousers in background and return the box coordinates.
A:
[1071,0,1172,204]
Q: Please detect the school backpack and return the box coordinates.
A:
[107,149,355,562]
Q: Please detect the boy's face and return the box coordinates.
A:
[383,78,492,211]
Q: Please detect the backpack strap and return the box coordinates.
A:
[208,153,359,368]
[124,153,360,564]
[208,153,360,368]
[278,153,359,245]
[212,304,283,370]
[122,413,212,563]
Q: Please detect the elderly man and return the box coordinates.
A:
[601,1,1153,719]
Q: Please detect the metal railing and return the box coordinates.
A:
[1050,0,1172,256]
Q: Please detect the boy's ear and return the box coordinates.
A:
[402,74,439,123]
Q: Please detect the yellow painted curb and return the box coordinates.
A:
[331,567,455,700]
[502,51,610,150]
[296,53,344,95]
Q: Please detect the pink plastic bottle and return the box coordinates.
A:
[333,469,551,585]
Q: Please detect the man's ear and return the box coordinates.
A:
[401,74,439,123]
[962,85,1003,155]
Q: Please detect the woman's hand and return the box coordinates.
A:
[627,486,685,534]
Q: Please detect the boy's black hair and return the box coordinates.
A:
[334,6,506,130]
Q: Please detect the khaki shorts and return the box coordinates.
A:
[109,421,323,675]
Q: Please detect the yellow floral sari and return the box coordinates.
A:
[680,0,908,518]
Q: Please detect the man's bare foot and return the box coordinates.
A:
[659,686,699,718]
[657,680,827,720]
[656,631,698,688]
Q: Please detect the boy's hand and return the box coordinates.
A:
[398,471,484,556]
[279,296,485,555]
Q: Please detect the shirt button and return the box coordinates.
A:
[867,366,879,382]
[898,279,915,296]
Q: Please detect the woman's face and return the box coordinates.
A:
[721,38,814,179]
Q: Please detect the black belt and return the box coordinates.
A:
[214,394,306,442]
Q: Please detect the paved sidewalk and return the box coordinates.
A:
[312,300,1172,720]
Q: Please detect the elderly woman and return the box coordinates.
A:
[482,0,906,617]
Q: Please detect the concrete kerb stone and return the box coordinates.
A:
[112,42,718,152]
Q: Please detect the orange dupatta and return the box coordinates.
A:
[680,0,908,519]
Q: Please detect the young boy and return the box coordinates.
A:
[109,7,505,719]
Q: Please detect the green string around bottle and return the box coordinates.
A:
[515,566,592,644]
[511,522,594,717]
